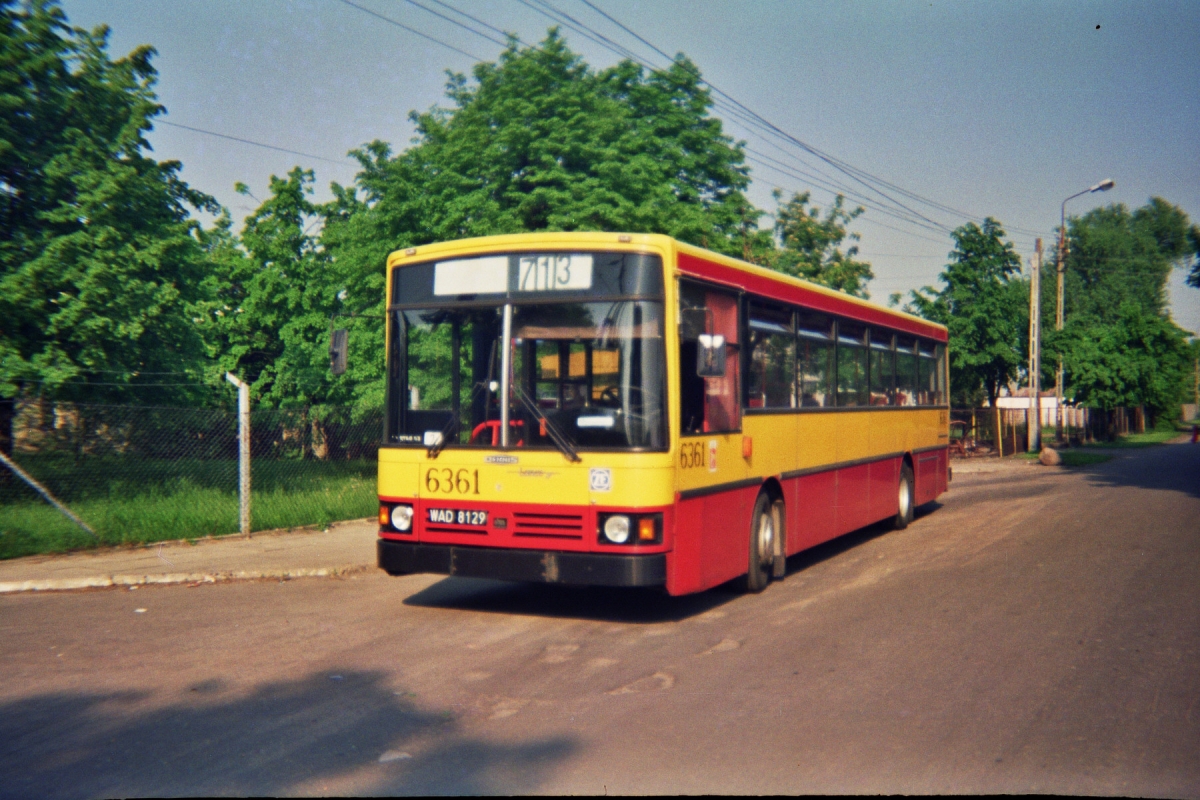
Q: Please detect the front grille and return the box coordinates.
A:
[513,512,585,540]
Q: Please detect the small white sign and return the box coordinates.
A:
[589,467,612,492]
[423,430,444,447]
[576,415,615,429]
[433,256,509,295]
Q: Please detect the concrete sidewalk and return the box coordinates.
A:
[0,518,379,593]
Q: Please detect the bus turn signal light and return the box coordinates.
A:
[638,518,656,541]
[742,436,753,458]
[379,506,390,526]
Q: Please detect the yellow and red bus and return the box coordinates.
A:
[377,232,948,595]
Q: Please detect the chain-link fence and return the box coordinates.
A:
[0,398,381,559]
[949,405,1142,458]
[950,408,1030,458]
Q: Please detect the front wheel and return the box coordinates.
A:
[893,463,915,530]
[745,492,776,593]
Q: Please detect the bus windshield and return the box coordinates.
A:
[390,300,666,451]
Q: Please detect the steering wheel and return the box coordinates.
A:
[599,386,620,405]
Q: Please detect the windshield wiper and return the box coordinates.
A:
[428,339,497,460]
[426,382,487,459]
[512,384,581,463]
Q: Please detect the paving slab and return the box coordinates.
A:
[0,518,379,593]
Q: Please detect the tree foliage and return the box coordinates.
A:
[199,168,358,411]
[769,190,873,298]
[319,30,764,407]
[1187,224,1200,289]
[1054,302,1194,413]
[1043,198,1198,416]
[901,218,1025,406]
[0,0,216,404]
[331,31,755,250]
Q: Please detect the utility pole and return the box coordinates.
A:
[1055,179,1114,443]
[1055,217,1066,442]
[1028,239,1042,452]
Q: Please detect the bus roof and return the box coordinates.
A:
[386,232,948,342]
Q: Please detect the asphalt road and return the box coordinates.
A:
[2,443,1198,796]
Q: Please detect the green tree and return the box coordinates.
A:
[320,30,761,407]
[769,190,874,297]
[201,168,351,411]
[1056,303,1193,414]
[901,218,1025,406]
[0,0,216,409]
[1045,198,1198,418]
[1060,198,1193,322]
[1183,223,1200,289]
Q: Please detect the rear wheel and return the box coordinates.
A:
[770,499,787,578]
[894,463,915,530]
[746,492,776,592]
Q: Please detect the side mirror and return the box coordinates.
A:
[329,328,348,375]
[697,333,726,378]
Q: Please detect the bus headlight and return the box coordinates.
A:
[602,515,631,544]
[390,504,414,532]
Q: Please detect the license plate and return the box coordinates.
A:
[427,508,488,526]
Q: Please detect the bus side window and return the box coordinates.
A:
[918,340,938,405]
[895,335,918,407]
[796,310,833,407]
[747,302,796,409]
[679,282,741,434]
[869,329,895,406]
[836,320,869,407]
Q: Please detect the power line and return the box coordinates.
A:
[573,0,1046,240]
[158,121,348,165]
[428,0,522,43]
[336,0,485,60]
[529,0,963,238]
[397,0,510,48]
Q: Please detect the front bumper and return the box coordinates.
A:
[377,539,666,587]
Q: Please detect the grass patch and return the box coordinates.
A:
[1083,429,1181,449]
[1059,451,1114,467]
[0,458,376,560]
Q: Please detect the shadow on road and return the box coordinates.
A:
[404,577,737,623]
[405,502,955,619]
[1071,442,1200,500]
[0,669,575,798]
[779,506,938,579]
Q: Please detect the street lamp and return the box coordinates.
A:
[1055,178,1115,441]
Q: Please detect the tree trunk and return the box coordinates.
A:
[0,397,13,457]
[311,417,328,460]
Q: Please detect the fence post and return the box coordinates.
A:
[225,373,251,536]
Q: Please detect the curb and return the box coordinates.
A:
[0,564,373,594]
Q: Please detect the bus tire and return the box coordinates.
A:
[770,498,787,579]
[894,462,915,530]
[745,492,775,593]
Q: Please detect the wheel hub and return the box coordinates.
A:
[757,513,775,567]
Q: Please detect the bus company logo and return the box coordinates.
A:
[708,440,718,472]
[589,468,613,492]
[485,455,518,464]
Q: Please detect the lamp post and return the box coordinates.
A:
[1055,178,1115,441]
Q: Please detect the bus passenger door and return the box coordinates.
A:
[675,282,749,591]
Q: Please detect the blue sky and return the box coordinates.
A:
[62,0,1200,333]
